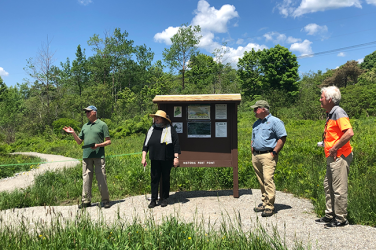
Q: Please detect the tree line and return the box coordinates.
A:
[1,24,376,144]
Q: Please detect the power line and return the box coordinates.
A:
[244,10,376,41]
[297,40,376,59]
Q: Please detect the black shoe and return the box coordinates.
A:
[102,201,111,209]
[148,200,156,208]
[261,208,274,217]
[78,203,91,209]
[315,216,333,224]
[254,204,265,212]
[325,220,349,228]
[160,199,168,207]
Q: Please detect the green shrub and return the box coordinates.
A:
[52,118,80,137]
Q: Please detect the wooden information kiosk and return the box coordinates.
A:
[152,94,241,198]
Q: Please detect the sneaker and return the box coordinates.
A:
[254,204,265,212]
[325,220,349,228]
[315,216,334,224]
[148,200,156,208]
[261,208,274,217]
[160,199,168,207]
[78,202,91,209]
[103,201,111,209]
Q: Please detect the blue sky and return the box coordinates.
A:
[1,0,376,86]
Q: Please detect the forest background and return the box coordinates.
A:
[1,25,376,226]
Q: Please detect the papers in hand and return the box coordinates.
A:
[82,143,95,149]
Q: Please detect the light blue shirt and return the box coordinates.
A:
[252,114,287,151]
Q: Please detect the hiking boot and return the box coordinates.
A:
[315,216,334,224]
[102,201,111,209]
[148,200,156,208]
[325,220,349,228]
[160,199,168,207]
[254,204,265,212]
[78,202,91,209]
[261,208,274,217]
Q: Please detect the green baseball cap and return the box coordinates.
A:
[250,100,270,109]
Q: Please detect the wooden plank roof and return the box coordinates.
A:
[153,94,241,103]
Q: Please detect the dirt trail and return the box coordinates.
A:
[0,152,375,250]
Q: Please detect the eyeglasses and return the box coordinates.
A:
[254,107,262,111]
[85,110,91,113]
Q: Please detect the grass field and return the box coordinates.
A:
[1,115,375,226]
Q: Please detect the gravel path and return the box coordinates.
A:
[1,153,375,249]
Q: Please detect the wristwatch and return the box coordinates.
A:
[272,151,278,156]
[174,156,179,159]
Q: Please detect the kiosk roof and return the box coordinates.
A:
[153,94,241,103]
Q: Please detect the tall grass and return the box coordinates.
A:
[2,114,376,226]
[0,210,305,250]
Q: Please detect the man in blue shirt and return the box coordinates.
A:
[251,100,287,217]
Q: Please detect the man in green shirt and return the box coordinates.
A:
[63,105,111,209]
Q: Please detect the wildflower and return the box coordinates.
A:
[43,237,46,240]
[188,237,191,240]
[39,235,42,238]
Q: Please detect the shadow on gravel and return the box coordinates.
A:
[274,203,292,213]
[168,189,253,205]
[91,199,126,208]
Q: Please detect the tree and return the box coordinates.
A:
[360,50,376,70]
[238,45,299,101]
[237,48,263,99]
[71,45,89,124]
[259,45,300,95]
[24,37,58,128]
[212,43,232,94]
[163,24,202,89]
[321,60,364,87]
[358,67,376,85]
[0,84,24,142]
[186,53,217,92]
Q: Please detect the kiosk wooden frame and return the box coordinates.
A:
[153,94,241,198]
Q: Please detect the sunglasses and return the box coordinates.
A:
[85,110,92,113]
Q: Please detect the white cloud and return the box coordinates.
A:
[154,26,180,45]
[264,32,287,44]
[154,0,268,70]
[198,31,216,49]
[335,66,340,69]
[366,0,376,5]
[192,0,239,33]
[276,0,362,17]
[0,67,9,77]
[303,23,328,35]
[286,36,302,43]
[236,39,244,45]
[154,0,238,48]
[337,52,346,57]
[290,39,313,56]
[356,58,364,64]
[78,0,92,6]
[264,32,301,44]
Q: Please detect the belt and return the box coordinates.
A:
[253,149,273,154]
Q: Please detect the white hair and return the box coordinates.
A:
[321,86,341,105]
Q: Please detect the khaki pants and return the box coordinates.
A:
[252,152,278,210]
[82,158,110,204]
[324,152,353,223]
